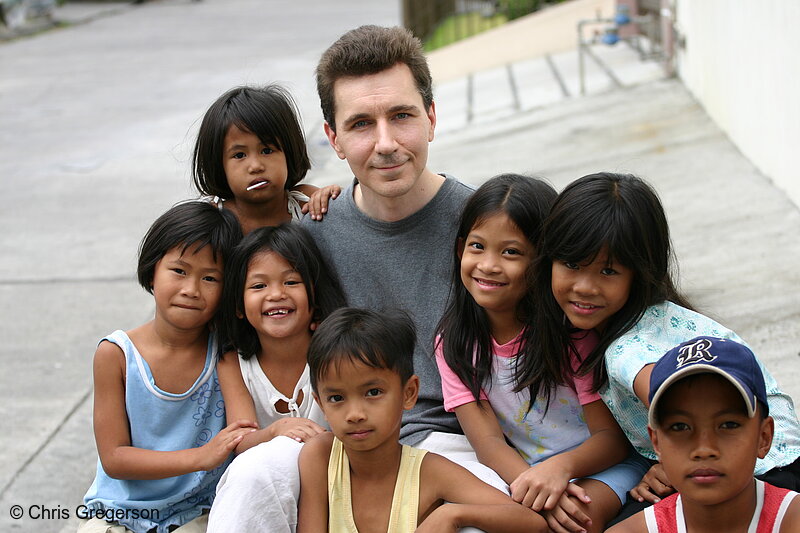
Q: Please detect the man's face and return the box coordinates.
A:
[324,63,436,200]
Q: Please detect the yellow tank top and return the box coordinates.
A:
[327,437,428,533]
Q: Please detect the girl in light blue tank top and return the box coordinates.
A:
[80,202,255,533]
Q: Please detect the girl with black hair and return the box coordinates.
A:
[435,174,639,533]
[534,172,800,524]
[192,85,339,233]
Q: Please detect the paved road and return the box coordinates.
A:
[0,1,397,531]
[1,1,798,532]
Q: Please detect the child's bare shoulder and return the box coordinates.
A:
[93,338,126,375]
[300,431,335,461]
[781,493,800,533]
[605,512,646,533]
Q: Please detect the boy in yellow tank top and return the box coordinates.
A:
[297,308,547,533]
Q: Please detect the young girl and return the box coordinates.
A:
[533,172,800,523]
[207,223,346,530]
[81,201,256,533]
[435,173,643,533]
[192,85,339,233]
[216,223,346,451]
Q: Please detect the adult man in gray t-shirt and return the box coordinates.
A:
[208,25,501,533]
[304,24,475,448]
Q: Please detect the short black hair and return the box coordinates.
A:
[192,85,311,198]
[220,223,346,358]
[137,201,242,293]
[308,307,416,391]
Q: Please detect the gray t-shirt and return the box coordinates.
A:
[302,175,473,444]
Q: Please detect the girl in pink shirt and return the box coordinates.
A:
[435,174,645,533]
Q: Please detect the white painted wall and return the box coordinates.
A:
[674,1,800,208]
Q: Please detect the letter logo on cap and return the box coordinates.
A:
[675,338,716,368]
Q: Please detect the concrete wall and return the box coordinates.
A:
[427,0,614,82]
[674,1,800,208]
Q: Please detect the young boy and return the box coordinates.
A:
[297,307,548,533]
[609,336,799,533]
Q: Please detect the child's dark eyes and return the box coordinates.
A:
[261,147,275,155]
[466,241,484,251]
[285,279,303,286]
[563,261,579,270]
[249,282,266,290]
[365,388,382,397]
[668,422,690,432]
[600,267,619,275]
[502,248,521,256]
[327,394,343,403]
[202,275,219,283]
[720,420,741,429]
[171,268,186,275]
[232,152,246,160]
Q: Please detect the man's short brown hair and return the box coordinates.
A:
[316,25,433,131]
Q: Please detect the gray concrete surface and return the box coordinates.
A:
[1,1,798,532]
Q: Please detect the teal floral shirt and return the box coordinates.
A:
[600,301,800,474]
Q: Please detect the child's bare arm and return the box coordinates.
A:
[93,341,256,479]
[453,400,530,483]
[297,184,342,220]
[509,400,629,512]
[297,432,333,533]
[218,352,325,450]
[418,453,548,533]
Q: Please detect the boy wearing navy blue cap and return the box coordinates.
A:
[609,337,799,532]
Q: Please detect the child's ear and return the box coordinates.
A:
[648,425,661,459]
[456,238,465,260]
[757,416,775,459]
[402,375,420,411]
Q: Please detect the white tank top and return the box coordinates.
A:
[237,355,326,429]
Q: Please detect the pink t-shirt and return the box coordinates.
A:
[435,331,600,412]
[435,330,601,465]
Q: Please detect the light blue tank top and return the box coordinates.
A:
[83,330,229,533]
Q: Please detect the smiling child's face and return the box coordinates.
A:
[649,373,773,509]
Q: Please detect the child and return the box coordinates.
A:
[81,201,257,533]
[298,307,548,533]
[216,223,346,452]
[192,85,340,233]
[207,223,346,531]
[435,173,644,533]
[532,172,800,523]
[608,336,799,532]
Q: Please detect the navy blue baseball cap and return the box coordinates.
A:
[648,336,768,427]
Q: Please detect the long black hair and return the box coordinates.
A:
[220,223,346,358]
[436,174,557,406]
[531,172,693,393]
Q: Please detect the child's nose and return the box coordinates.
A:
[573,274,598,296]
[180,277,200,297]
[691,428,720,459]
[477,254,501,274]
[248,156,266,173]
[265,284,285,300]
[345,402,366,423]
